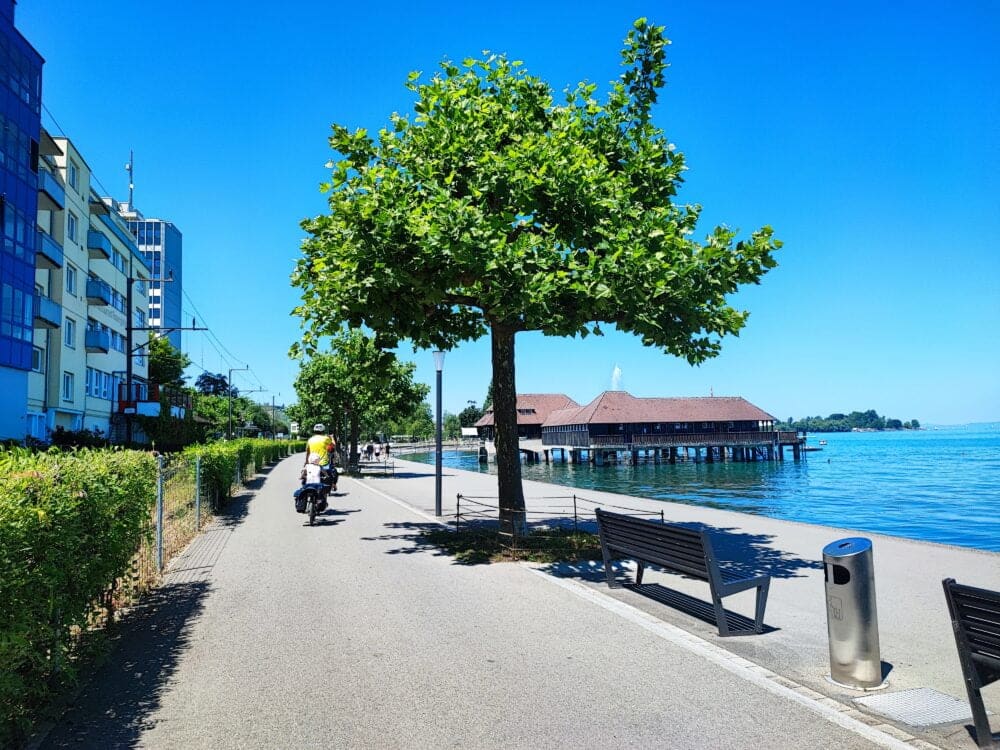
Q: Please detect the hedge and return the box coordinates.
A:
[0,439,303,745]
[0,448,155,743]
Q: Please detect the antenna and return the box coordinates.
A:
[125,149,134,209]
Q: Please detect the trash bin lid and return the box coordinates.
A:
[822,537,873,559]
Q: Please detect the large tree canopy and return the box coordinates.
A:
[293,19,780,534]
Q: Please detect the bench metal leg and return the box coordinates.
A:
[712,592,730,637]
[599,538,620,589]
[966,680,996,749]
[636,561,645,585]
[754,578,771,634]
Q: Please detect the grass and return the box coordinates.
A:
[421,526,604,564]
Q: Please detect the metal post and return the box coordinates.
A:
[434,354,444,517]
[156,455,165,571]
[435,368,443,516]
[194,456,202,531]
[456,493,461,531]
[573,494,578,535]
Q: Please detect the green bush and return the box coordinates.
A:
[0,448,155,744]
[181,439,304,504]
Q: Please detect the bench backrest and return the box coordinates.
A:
[596,508,711,581]
[944,578,1000,671]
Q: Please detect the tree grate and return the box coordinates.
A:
[854,687,986,728]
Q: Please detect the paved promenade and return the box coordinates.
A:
[37,455,998,749]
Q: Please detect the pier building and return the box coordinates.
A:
[479,391,805,464]
[474,393,578,440]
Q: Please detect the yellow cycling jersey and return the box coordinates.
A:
[306,434,333,464]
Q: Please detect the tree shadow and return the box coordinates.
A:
[530,515,821,580]
[37,580,211,749]
[301,508,361,527]
[360,521,480,560]
[213,487,254,530]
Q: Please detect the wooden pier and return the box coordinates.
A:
[505,431,806,465]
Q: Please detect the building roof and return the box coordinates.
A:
[543,391,776,427]
[475,393,579,428]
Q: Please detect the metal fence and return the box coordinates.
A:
[122,455,252,605]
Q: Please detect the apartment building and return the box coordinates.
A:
[0,0,43,440]
[118,204,183,352]
[26,136,150,442]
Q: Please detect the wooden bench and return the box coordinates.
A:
[595,508,771,636]
[943,578,1000,748]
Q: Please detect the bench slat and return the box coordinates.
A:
[601,532,710,578]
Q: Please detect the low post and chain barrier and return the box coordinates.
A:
[452,492,665,555]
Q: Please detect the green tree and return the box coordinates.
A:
[293,330,428,465]
[195,372,234,396]
[458,403,483,428]
[385,401,435,440]
[443,412,461,440]
[293,19,780,535]
[147,334,190,388]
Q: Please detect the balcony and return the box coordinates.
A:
[85,328,111,353]
[85,278,112,305]
[87,229,112,261]
[38,170,66,212]
[33,294,62,329]
[35,229,64,269]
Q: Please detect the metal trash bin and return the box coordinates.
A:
[823,537,884,689]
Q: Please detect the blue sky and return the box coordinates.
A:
[19,1,999,425]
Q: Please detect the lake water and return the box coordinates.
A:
[402,426,1000,553]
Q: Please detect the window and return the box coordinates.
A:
[31,346,44,373]
[65,264,77,296]
[64,317,76,348]
[62,371,74,402]
[134,308,145,330]
[67,212,78,243]
[68,161,79,190]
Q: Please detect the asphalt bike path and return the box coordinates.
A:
[39,455,906,749]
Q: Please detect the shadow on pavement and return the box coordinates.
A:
[37,581,211,749]
[626,582,779,634]
[530,515,821,580]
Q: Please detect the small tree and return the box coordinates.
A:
[294,19,780,535]
[195,372,234,396]
[147,334,190,388]
[293,330,428,466]
[458,403,483,428]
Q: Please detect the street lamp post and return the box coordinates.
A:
[227,367,249,439]
[433,351,445,516]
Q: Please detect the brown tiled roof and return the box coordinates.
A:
[543,391,776,427]
[475,393,579,428]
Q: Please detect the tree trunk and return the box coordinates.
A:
[349,412,360,474]
[491,324,527,537]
